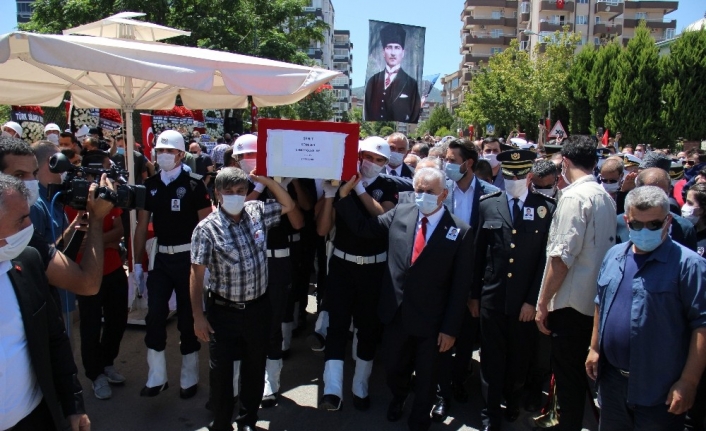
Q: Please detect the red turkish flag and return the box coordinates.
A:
[602,129,610,147]
[251,103,259,133]
[557,0,565,9]
[140,113,154,161]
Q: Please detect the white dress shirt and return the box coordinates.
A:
[506,189,529,223]
[160,164,183,185]
[415,206,445,243]
[385,65,401,89]
[451,176,476,224]
[386,165,403,176]
[0,260,43,429]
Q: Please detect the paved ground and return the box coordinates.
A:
[74,295,598,431]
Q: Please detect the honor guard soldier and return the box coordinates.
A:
[471,150,556,430]
[316,136,398,411]
[133,130,213,398]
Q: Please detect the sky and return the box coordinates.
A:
[0,0,702,91]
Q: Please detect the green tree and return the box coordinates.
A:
[660,29,706,142]
[0,105,10,124]
[606,24,664,146]
[566,45,596,134]
[339,110,351,123]
[587,41,621,132]
[425,105,455,136]
[296,89,336,121]
[434,126,451,137]
[532,28,582,119]
[351,107,374,138]
[378,126,395,137]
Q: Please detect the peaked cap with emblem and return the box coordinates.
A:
[669,162,684,182]
[623,153,641,168]
[497,149,535,177]
[380,23,406,48]
[543,144,563,159]
[596,147,611,159]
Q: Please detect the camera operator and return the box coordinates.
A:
[133,130,213,398]
[0,135,115,298]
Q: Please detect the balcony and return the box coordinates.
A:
[595,1,624,14]
[464,15,519,28]
[466,34,516,45]
[463,53,494,66]
[539,21,574,32]
[624,1,678,13]
[593,23,623,35]
[539,0,575,12]
[623,18,676,29]
[521,12,530,23]
[463,71,473,82]
[464,0,518,8]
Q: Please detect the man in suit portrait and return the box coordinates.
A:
[334,167,473,431]
[365,23,422,123]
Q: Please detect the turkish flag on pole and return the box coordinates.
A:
[64,99,72,131]
[251,103,259,133]
[557,0,565,9]
[602,129,610,147]
[141,114,154,161]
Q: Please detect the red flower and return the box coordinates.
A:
[12,105,45,115]
[99,109,122,123]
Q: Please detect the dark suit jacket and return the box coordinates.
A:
[364,68,421,123]
[473,191,556,315]
[448,176,500,232]
[400,163,415,180]
[616,211,698,252]
[335,198,473,338]
[380,173,413,192]
[9,247,84,431]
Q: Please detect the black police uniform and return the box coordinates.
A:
[473,188,556,428]
[143,168,212,355]
[324,176,397,378]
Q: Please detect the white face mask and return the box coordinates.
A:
[46,134,59,145]
[24,180,39,205]
[681,204,701,226]
[360,159,384,179]
[415,192,440,215]
[561,161,571,186]
[533,184,556,198]
[635,150,644,159]
[193,137,201,143]
[157,153,177,171]
[221,194,245,215]
[505,178,528,199]
[388,152,404,168]
[238,159,256,175]
[483,153,500,168]
[1,131,14,138]
[0,224,34,262]
[601,181,620,194]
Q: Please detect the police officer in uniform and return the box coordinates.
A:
[470,149,556,430]
[133,130,213,398]
[316,136,398,411]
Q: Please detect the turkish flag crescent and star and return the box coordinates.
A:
[557,0,565,9]
[141,113,154,161]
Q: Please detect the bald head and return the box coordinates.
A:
[636,167,670,194]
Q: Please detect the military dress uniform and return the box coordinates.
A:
[473,150,556,429]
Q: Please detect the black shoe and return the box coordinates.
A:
[180,384,198,399]
[319,394,342,411]
[431,396,449,422]
[453,384,469,403]
[504,405,520,423]
[524,391,543,412]
[387,396,406,422]
[261,392,278,408]
[238,425,256,431]
[140,382,168,397]
[307,333,326,353]
[353,394,370,411]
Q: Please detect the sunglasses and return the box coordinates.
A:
[600,177,620,184]
[533,184,555,190]
[628,216,668,231]
[686,160,696,166]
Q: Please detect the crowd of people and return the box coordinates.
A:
[1,119,706,431]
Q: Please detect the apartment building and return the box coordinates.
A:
[332,30,353,121]
[16,0,34,24]
[304,0,335,70]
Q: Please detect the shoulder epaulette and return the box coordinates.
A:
[530,190,556,202]
[480,190,503,201]
[189,172,203,181]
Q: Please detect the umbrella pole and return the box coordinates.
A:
[125,107,137,273]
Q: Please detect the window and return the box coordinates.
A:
[491,29,503,38]
[492,10,502,19]
[594,37,600,45]
[552,15,566,25]
[333,49,347,57]
[451,78,460,89]
[595,16,601,24]
[635,12,648,20]
[491,47,503,54]
[520,40,529,50]
[665,28,675,39]
[577,0,588,3]
[577,15,588,25]
[17,1,34,13]
[520,2,530,13]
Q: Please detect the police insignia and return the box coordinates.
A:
[150,189,157,196]
[537,206,547,219]
[176,187,187,199]
[160,137,169,144]
[372,189,383,201]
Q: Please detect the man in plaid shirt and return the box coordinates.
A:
[189,167,296,431]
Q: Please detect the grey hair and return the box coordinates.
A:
[413,167,446,190]
[0,174,29,216]
[388,132,409,150]
[532,159,558,179]
[417,156,444,170]
[31,141,59,168]
[214,167,249,191]
[624,185,669,214]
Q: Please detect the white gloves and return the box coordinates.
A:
[323,181,339,198]
[253,182,266,193]
[354,181,367,196]
[132,263,144,295]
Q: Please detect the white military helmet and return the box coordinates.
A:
[233,134,258,155]
[358,136,391,160]
[75,124,90,140]
[2,121,23,138]
[155,130,185,152]
[44,123,61,134]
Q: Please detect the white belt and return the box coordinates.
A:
[289,233,301,242]
[333,248,387,265]
[158,244,191,254]
[267,248,290,258]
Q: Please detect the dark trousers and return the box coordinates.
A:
[598,364,685,431]
[266,256,291,360]
[145,252,200,354]
[527,332,553,398]
[207,295,271,430]
[687,371,706,431]
[324,256,384,362]
[480,308,537,427]
[315,235,328,310]
[549,307,594,431]
[384,312,440,431]
[10,399,54,431]
[77,267,129,381]
[438,309,478,399]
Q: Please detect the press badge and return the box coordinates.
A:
[446,227,460,241]
[523,207,534,221]
[171,199,181,211]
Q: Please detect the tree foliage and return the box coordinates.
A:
[424,105,455,136]
[587,40,621,132]
[566,46,596,134]
[660,29,706,141]
[606,24,664,145]
[351,107,395,138]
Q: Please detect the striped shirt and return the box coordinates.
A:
[191,200,281,302]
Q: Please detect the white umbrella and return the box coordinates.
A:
[63,12,191,41]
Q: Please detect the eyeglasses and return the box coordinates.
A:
[628,216,668,231]
[600,177,620,184]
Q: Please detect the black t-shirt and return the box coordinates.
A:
[143,169,212,246]
[194,154,213,178]
[111,150,147,185]
[333,176,398,256]
[258,185,296,250]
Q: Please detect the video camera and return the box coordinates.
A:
[46,152,146,211]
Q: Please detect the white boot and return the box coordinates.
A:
[352,358,373,399]
[146,348,167,388]
[233,360,241,397]
[180,352,199,389]
[323,359,344,398]
[351,328,359,361]
[282,322,293,352]
[263,358,283,397]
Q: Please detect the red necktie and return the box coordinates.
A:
[385,70,398,89]
[411,217,428,265]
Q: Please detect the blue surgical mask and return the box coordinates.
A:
[444,162,465,182]
[415,192,440,215]
[629,227,664,252]
[116,147,125,156]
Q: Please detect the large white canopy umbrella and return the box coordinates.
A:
[63,12,191,41]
